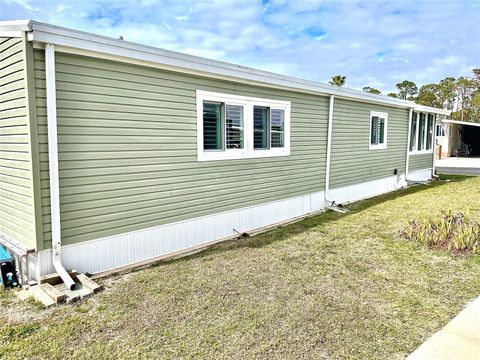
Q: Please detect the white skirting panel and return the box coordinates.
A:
[407,169,433,182]
[31,191,326,278]
[328,174,408,205]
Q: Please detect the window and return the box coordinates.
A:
[436,124,445,137]
[271,109,285,148]
[254,106,269,149]
[203,102,223,150]
[369,111,388,150]
[418,113,426,150]
[253,106,285,149]
[409,112,418,151]
[409,111,435,153]
[225,104,244,149]
[426,114,434,150]
[197,90,291,161]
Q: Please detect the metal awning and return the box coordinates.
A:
[442,119,480,127]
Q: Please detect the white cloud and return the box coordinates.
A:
[1,0,479,94]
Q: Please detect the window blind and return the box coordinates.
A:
[271,109,285,148]
[225,104,244,149]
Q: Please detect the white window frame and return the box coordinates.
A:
[196,90,291,161]
[409,111,434,155]
[369,111,388,150]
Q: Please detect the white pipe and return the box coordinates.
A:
[45,44,75,290]
[324,95,335,204]
[405,108,413,181]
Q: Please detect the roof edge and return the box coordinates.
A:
[442,119,480,127]
[0,19,32,32]
[1,19,450,114]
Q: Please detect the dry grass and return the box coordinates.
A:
[1,175,479,359]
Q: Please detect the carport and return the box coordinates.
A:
[443,119,480,157]
[436,119,480,175]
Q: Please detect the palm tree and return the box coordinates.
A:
[329,75,346,87]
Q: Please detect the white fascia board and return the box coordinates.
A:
[414,104,450,115]
[21,20,424,109]
[0,19,32,31]
[442,119,480,127]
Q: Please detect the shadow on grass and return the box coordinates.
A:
[157,175,472,266]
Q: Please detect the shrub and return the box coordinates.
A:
[402,210,480,255]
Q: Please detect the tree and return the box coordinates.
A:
[387,93,398,98]
[437,77,457,110]
[416,84,441,107]
[456,77,476,121]
[472,68,480,82]
[329,75,346,87]
[395,80,418,100]
[362,86,381,94]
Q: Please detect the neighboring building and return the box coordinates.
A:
[435,119,480,159]
[0,20,449,283]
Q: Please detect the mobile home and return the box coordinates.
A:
[0,20,449,285]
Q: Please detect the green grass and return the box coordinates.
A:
[1,175,480,359]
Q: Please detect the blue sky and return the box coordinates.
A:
[1,0,479,93]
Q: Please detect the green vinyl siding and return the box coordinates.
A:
[0,36,39,249]
[408,153,434,172]
[330,98,409,188]
[33,50,329,249]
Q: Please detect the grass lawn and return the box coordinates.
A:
[1,175,480,359]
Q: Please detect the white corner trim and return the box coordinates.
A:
[33,191,326,277]
[196,90,291,161]
[369,111,388,150]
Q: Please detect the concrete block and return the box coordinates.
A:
[15,289,32,302]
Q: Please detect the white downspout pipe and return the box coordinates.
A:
[324,95,335,204]
[405,108,413,181]
[45,44,76,290]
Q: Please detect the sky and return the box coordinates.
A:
[1,0,479,93]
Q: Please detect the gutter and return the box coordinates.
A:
[45,44,76,290]
[0,19,451,114]
[0,19,447,111]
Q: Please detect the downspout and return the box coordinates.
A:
[405,108,413,181]
[324,95,335,205]
[431,113,437,177]
[45,44,76,290]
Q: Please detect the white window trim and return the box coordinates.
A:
[369,111,388,150]
[196,90,291,161]
[409,112,434,155]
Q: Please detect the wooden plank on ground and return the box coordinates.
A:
[76,273,102,293]
[39,269,78,285]
[40,283,66,303]
[29,285,56,308]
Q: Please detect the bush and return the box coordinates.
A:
[403,210,480,255]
